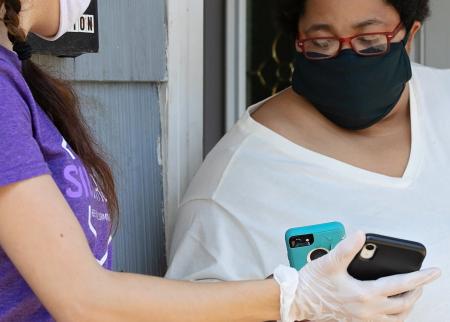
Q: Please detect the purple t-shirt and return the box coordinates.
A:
[0,45,112,321]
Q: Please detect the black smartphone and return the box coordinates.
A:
[347,233,427,281]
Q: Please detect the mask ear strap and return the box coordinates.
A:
[402,28,412,46]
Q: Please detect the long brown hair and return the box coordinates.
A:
[2,0,118,229]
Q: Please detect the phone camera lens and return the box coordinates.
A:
[360,243,377,260]
[308,248,329,262]
[290,234,314,248]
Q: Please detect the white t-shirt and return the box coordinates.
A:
[166,64,450,320]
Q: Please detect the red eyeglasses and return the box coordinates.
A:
[296,22,405,60]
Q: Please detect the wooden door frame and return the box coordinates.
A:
[163,0,204,253]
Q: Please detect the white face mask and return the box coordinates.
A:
[38,0,91,41]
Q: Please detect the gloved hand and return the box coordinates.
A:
[274,231,441,322]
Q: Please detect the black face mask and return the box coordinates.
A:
[292,37,412,130]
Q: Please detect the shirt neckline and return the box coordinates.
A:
[243,78,424,188]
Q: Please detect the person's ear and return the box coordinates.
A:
[405,21,422,54]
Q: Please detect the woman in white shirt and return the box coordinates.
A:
[167,0,449,320]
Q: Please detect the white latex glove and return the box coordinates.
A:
[274,231,441,322]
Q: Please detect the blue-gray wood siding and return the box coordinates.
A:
[33,0,167,276]
[76,82,166,275]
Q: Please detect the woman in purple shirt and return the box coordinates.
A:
[0,0,440,321]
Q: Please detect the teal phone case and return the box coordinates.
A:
[285,222,346,270]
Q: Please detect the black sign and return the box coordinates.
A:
[28,1,99,58]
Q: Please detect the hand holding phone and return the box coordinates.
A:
[276,231,441,322]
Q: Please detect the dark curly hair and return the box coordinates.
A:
[278,0,431,38]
